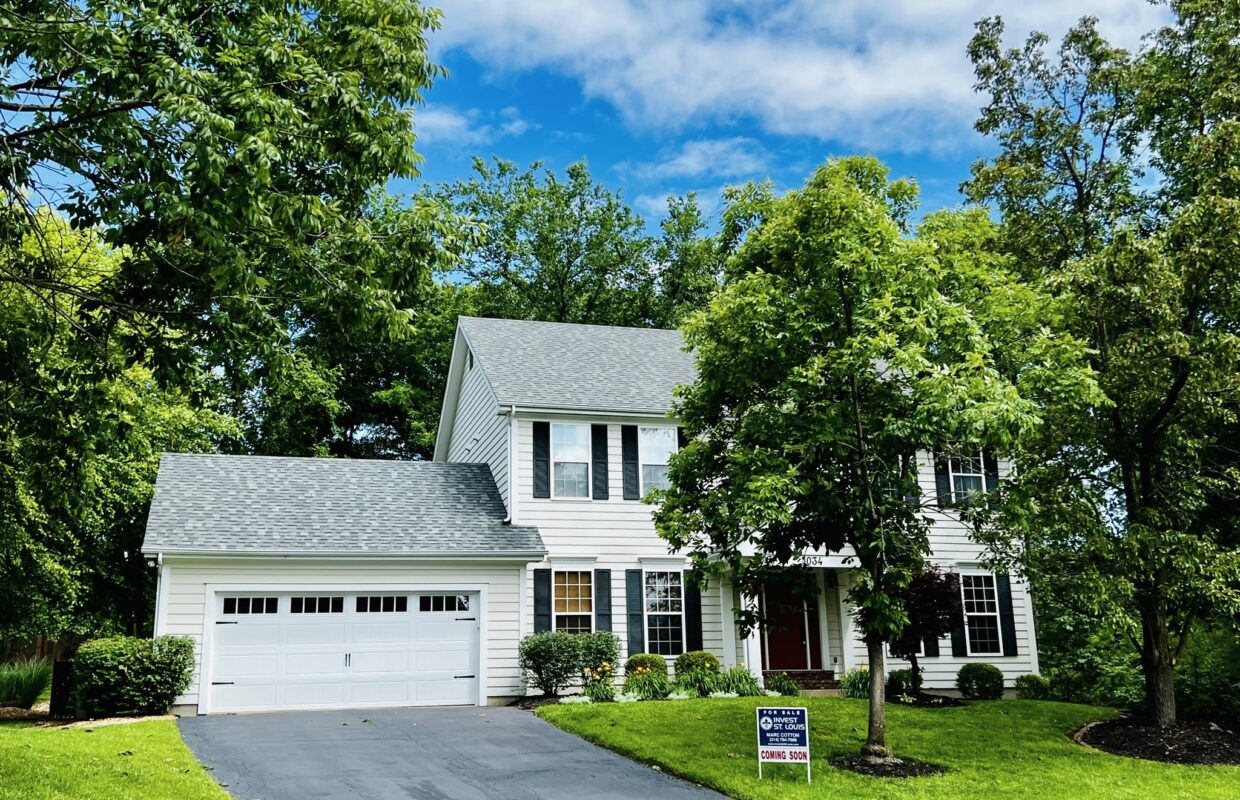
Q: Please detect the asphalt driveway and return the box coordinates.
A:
[179,706,726,800]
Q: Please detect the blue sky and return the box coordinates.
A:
[393,0,1167,227]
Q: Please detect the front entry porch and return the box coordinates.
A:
[749,570,848,692]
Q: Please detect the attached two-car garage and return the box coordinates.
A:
[204,590,481,714]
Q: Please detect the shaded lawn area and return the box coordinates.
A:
[539,697,1240,800]
[0,720,228,800]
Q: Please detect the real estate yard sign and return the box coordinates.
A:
[756,706,810,782]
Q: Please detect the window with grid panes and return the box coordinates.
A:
[961,574,1002,655]
[551,424,591,498]
[644,571,684,656]
[553,571,592,633]
[948,451,987,502]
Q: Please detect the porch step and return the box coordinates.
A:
[765,670,839,691]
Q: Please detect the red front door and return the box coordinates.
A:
[762,586,821,671]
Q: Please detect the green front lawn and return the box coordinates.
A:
[0,721,227,800]
[540,697,1239,800]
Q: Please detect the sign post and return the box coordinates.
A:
[755,706,811,783]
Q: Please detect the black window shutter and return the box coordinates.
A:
[594,569,612,632]
[533,568,552,633]
[621,425,640,500]
[983,448,1000,493]
[591,424,609,500]
[533,421,551,499]
[677,427,688,449]
[923,636,940,657]
[950,572,967,656]
[684,578,703,652]
[625,569,645,656]
[934,453,953,508]
[997,574,1018,656]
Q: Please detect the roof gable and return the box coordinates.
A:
[456,316,696,415]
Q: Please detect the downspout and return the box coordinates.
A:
[507,404,519,525]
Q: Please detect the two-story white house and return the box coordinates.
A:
[144,316,1039,715]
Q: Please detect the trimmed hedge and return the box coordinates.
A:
[73,636,194,717]
[624,653,668,676]
[673,650,720,675]
[886,668,923,696]
[958,662,1005,700]
[1015,673,1050,700]
[518,632,582,696]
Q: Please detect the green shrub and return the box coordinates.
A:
[838,667,871,699]
[886,668,923,696]
[584,677,616,703]
[673,650,720,675]
[1014,673,1050,700]
[73,636,194,717]
[763,671,801,697]
[622,669,672,700]
[0,657,53,709]
[714,666,764,697]
[518,632,583,696]
[624,653,668,676]
[672,668,719,698]
[957,663,1005,700]
[580,632,620,678]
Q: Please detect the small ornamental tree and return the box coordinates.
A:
[889,569,963,689]
[654,157,1098,762]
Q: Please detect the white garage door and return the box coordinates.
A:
[206,591,479,713]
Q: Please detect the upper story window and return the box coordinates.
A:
[961,573,1002,655]
[552,423,591,498]
[639,425,678,495]
[948,451,986,501]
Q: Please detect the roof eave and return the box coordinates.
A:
[142,546,548,560]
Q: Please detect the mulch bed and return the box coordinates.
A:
[510,694,563,710]
[830,754,946,778]
[887,692,966,708]
[1075,717,1240,766]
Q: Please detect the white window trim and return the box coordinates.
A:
[550,422,592,500]
[643,569,686,657]
[947,449,987,503]
[638,424,678,498]
[553,569,594,634]
[960,571,1004,657]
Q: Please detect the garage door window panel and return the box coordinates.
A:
[357,596,409,613]
[291,596,344,614]
[222,596,278,615]
[419,594,469,613]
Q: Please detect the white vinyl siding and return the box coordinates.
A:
[445,346,510,510]
[159,557,523,710]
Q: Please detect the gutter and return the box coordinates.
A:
[142,548,548,560]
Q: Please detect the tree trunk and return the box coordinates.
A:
[862,637,891,759]
[1139,598,1178,727]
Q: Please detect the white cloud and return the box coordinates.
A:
[415,105,539,148]
[430,0,1170,153]
[619,137,772,181]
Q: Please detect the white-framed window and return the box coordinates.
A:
[551,423,591,498]
[960,573,1003,656]
[553,571,593,633]
[948,450,987,502]
[639,425,678,495]
[644,571,685,656]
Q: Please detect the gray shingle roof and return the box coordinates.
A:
[458,317,696,415]
[142,454,545,557]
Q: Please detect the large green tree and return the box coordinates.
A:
[965,2,1240,726]
[1,0,444,368]
[1,211,236,641]
[654,157,1096,760]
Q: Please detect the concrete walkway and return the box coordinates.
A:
[179,706,726,800]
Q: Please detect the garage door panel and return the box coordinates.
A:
[349,681,410,705]
[350,651,409,673]
[285,623,347,645]
[352,621,411,644]
[214,653,280,676]
[213,684,278,710]
[208,590,479,713]
[282,682,346,707]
